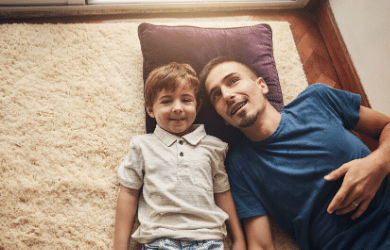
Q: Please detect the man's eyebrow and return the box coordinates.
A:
[222,73,236,83]
[208,72,236,98]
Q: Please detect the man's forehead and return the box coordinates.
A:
[207,61,253,84]
[213,61,243,73]
[208,62,236,81]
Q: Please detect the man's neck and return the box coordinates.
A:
[241,103,282,142]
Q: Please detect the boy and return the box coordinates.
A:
[113,62,246,250]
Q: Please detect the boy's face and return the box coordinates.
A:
[146,80,200,137]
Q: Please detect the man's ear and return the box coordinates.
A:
[146,105,155,119]
[256,77,269,95]
[196,99,203,114]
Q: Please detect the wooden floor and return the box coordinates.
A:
[1,8,342,90]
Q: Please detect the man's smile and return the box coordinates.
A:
[228,98,248,116]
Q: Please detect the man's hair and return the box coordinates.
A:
[199,56,258,94]
[144,62,201,108]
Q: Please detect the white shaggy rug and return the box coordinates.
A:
[0,21,307,250]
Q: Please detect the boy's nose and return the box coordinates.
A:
[172,101,183,113]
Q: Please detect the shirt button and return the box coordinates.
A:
[180,152,184,157]
[179,140,184,145]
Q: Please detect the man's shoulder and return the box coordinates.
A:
[293,83,358,110]
[298,83,332,98]
[226,140,251,161]
[224,140,253,177]
[283,83,333,111]
[308,83,331,91]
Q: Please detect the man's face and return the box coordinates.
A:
[205,61,269,129]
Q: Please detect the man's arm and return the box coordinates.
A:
[113,185,140,250]
[215,190,246,250]
[243,215,275,250]
[326,106,390,219]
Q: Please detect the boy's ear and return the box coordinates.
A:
[256,77,269,95]
[196,99,203,114]
[146,105,155,118]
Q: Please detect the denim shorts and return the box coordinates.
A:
[142,238,224,250]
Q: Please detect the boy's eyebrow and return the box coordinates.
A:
[158,94,173,100]
[181,93,195,98]
[208,72,236,98]
[158,93,195,100]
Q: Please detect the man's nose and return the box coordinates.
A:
[221,86,235,102]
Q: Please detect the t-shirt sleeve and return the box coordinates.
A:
[117,137,144,190]
[311,83,361,130]
[226,151,268,219]
[210,139,230,194]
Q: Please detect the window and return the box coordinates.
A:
[0,0,309,11]
[87,0,309,10]
[89,0,296,3]
[0,0,84,6]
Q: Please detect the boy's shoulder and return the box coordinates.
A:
[129,133,156,145]
[203,133,227,144]
[200,133,229,151]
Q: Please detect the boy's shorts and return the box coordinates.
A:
[142,238,224,250]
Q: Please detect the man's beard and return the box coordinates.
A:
[238,109,260,128]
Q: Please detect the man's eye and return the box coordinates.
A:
[230,77,239,84]
[161,100,171,104]
[212,92,221,101]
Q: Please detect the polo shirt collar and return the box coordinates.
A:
[154,124,207,147]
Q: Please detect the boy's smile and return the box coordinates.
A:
[146,80,200,137]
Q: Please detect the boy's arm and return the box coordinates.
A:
[242,215,275,250]
[113,185,140,250]
[326,106,390,219]
[215,190,247,250]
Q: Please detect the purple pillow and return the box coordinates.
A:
[138,22,283,145]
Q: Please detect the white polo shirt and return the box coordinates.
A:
[117,124,230,243]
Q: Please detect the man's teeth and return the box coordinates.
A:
[231,102,246,115]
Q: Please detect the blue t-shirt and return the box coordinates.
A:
[226,84,390,250]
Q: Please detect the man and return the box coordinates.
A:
[199,56,390,250]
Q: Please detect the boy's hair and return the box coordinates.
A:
[144,62,201,108]
[199,56,258,94]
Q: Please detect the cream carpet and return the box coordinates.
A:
[0,21,307,250]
